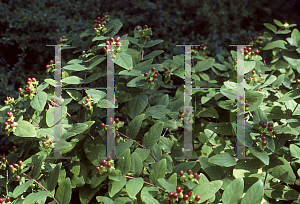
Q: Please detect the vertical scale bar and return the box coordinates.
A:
[175,45,199,160]
[230,45,253,160]
[46,45,70,160]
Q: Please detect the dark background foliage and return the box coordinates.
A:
[1,0,300,104]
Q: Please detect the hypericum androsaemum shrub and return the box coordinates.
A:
[1,13,300,204]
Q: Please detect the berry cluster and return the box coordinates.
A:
[136,25,152,41]
[0,157,25,176]
[258,121,277,146]
[40,135,54,154]
[56,35,68,45]
[96,156,115,174]
[177,109,194,125]
[103,36,122,57]
[248,33,264,45]
[179,169,201,184]
[81,94,94,110]
[142,67,159,85]
[100,118,124,143]
[3,96,15,106]
[163,67,174,84]
[93,12,109,35]
[2,112,18,135]
[246,70,264,85]
[166,186,201,203]
[46,60,55,73]
[18,77,39,100]
[0,197,10,203]
[191,43,208,57]
[232,97,250,110]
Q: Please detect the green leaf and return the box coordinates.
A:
[80,28,94,38]
[241,180,264,204]
[118,69,141,76]
[68,123,89,134]
[244,61,256,73]
[44,79,57,87]
[65,90,81,101]
[14,121,36,137]
[157,178,176,193]
[127,94,148,119]
[63,64,86,71]
[46,106,67,127]
[126,177,143,198]
[126,114,145,140]
[193,180,223,202]
[143,50,164,60]
[79,185,98,204]
[61,76,84,85]
[144,39,164,48]
[264,184,300,200]
[273,19,283,27]
[209,152,237,167]
[30,91,47,111]
[115,51,133,70]
[92,36,107,42]
[85,72,106,84]
[84,137,106,166]
[96,196,114,204]
[23,191,50,204]
[32,153,46,179]
[149,159,166,186]
[109,175,126,197]
[13,179,34,198]
[199,157,225,180]
[105,19,123,37]
[222,178,244,204]
[195,58,215,72]
[248,146,269,165]
[87,55,105,70]
[265,157,296,185]
[291,29,300,46]
[290,144,300,158]
[253,108,268,125]
[262,40,287,50]
[131,152,143,177]
[281,49,300,67]
[45,163,62,191]
[55,178,72,204]
[142,122,164,149]
[206,122,233,135]
[117,149,131,175]
[127,76,147,87]
[278,89,300,102]
[263,23,277,33]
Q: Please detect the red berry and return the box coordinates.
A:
[107,126,113,131]
[136,27,140,30]
[102,160,107,165]
[195,195,201,201]
[96,166,100,171]
[103,47,107,52]
[262,136,267,140]
[2,157,6,162]
[108,118,114,125]
[244,46,247,50]
[268,123,273,127]
[82,50,85,54]
[16,175,20,180]
[144,73,148,77]
[197,174,201,180]
[155,71,158,74]
[296,79,300,84]
[115,36,121,42]
[176,186,182,193]
[187,169,193,175]
[194,172,198,178]
[4,122,8,126]
[183,194,189,200]
[246,103,249,107]
[42,141,47,146]
[10,124,14,128]
[259,33,262,36]
[179,170,184,176]
[178,115,182,119]
[151,67,156,72]
[244,50,249,55]
[148,79,152,82]
[20,93,24,97]
[115,118,119,123]
[5,197,10,202]
[49,141,53,144]
[9,120,14,124]
[85,98,89,103]
[35,202,39,204]
[107,163,112,168]
[87,94,91,99]
[179,110,183,114]
[251,51,255,55]
[101,123,106,128]
[254,50,259,54]
[18,87,22,92]
[0,198,3,203]
[9,165,14,169]
[165,200,171,204]
[173,193,178,198]
[116,133,120,138]
[13,163,19,168]
[144,25,148,29]
[46,135,50,139]
[153,74,158,78]
[99,165,104,170]
[273,131,277,135]
[27,78,32,82]
[107,155,112,161]
[18,160,23,165]
[168,192,173,198]
[268,126,273,131]
[187,191,192,196]
[110,37,114,42]
[106,41,110,45]
[259,121,264,126]
[262,123,267,128]
[262,141,267,146]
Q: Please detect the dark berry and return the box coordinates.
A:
[168,192,173,198]
[136,26,140,30]
[2,157,6,162]
[144,73,148,77]
[101,123,106,128]
[187,191,192,196]
[244,50,249,55]
[176,186,182,193]
[179,170,184,176]
[14,163,18,168]
[194,172,198,178]
[107,155,112,161]
[262,123,267,128]
[251,51,255,55]
[99,165,104,169]
[268,126,273,131]
[96,166,100,171]
[197,174,201,180]
[42,141,47,146]
[116,133,120,138]
[153,74,158,78]
[262,141,267,146]
[46,135,50,139]
[183,194,189,200]
[179,110,183,115]
[165,201,171,204]
[178,115,182,119]
[262,136,267,140]
[195,195,201,201]
[259,74,262,77]
[107,163,112,168]
[268,123,273,127]
[246,103,249,107]
[115,118,119,123]
[252,70,255,74]
[273,131,277,135]
[187,169,193,175]
[173,193,178,198]
[18,160,23,165]
[9,164,14,169]
[259,121,264,126]
[148,79,152,82]
[110,37,114,42]
[151,67,156,72]
[155,71,158,74]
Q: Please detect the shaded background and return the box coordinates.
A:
[1,0,300,104]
